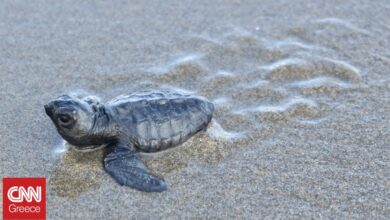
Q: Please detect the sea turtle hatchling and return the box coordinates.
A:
[44,90,214,192]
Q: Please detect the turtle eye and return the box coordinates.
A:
[57,114,74,128]
[59,115,71,123]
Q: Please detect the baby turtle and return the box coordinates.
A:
[44,90,214,192]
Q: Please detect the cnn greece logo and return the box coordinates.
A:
[3,177,46,220]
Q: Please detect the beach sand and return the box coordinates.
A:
[0,0,389,218]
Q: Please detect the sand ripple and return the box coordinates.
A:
[150,29,361,152]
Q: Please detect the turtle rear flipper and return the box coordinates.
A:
[104,143,167,192]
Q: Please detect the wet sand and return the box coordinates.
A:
[0,0,389,219]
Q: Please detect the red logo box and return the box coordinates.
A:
[3,178,46,220]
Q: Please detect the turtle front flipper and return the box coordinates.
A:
[104,143,167,192]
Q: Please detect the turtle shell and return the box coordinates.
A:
[107,91,214,152]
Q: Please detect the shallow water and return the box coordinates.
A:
[0,0,389,219]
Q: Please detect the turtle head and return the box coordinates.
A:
[44,94,101,150]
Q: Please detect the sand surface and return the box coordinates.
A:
[0,0,389,219]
